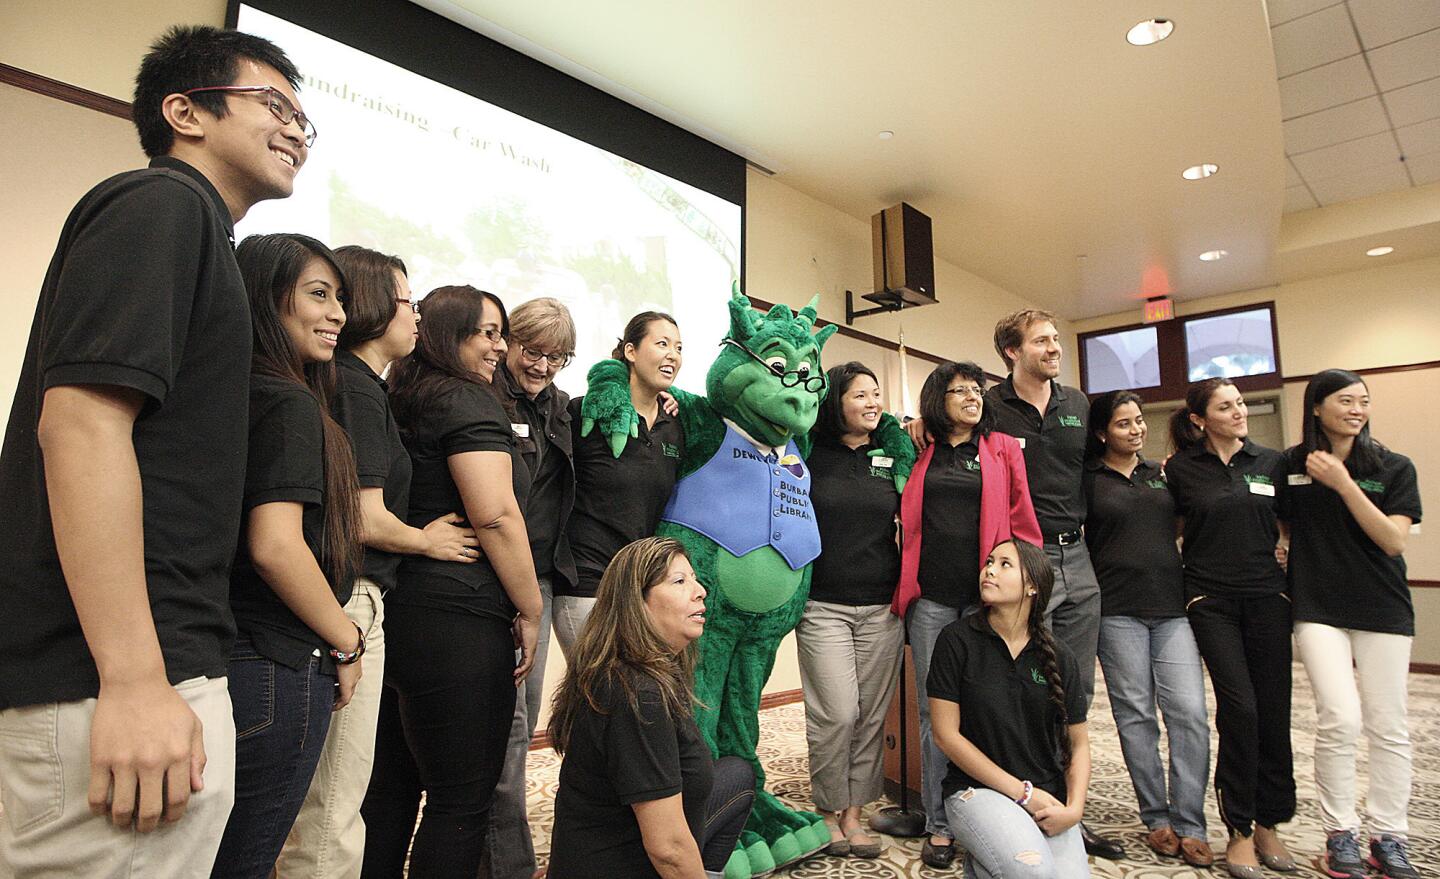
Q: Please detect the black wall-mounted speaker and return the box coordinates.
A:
[870,203,936,307]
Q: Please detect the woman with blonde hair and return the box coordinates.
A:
[548,537,754,879]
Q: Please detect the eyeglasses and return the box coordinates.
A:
[945,385,985,399]
[722,339,826,393]
[396,298,419,314]
[516,344,573,370]
[472,327,507,344]
[182,85,318,146]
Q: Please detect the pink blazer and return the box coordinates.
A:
[891,430,1042,617]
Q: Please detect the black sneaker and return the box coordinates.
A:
[1323,830,1365,879]
[1370,835,1420,879]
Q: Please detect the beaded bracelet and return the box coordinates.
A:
[1016,779,1034,807]
[329,623,366,665]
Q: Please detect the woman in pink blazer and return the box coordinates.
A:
[891,360,1042,868]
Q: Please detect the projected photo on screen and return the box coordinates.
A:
[1184,308,1277,381]
[1083,326,1160,394]
[234,5,742,396]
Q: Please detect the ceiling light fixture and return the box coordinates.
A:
[1182,163,1218,180]
[878,130,894,140]
[1366,245,1394,257]
[1127,18,1174,46]
[1198,249,1228,262]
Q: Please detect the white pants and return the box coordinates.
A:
[274,579,387,879]
[1295,621,1412,836]
[0,676,236,879]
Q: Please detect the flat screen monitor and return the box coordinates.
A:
[1183,308,1277,381]
[1083,325,1160,394]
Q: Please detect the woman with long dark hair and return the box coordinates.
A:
[1166,378,1295,879]
[561,311,685,655]
[360,285,544,878]
[1084,391,1211,866]
[926,538,1091,879]
[797,361,904,859]
[1283,370,1422,879]
[212,233,364,879]
[892,361,1042,869]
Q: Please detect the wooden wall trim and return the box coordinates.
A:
[1410,580,1440,590]
[1410,663,1440,675]
[0,62,131,119]
[529,688,804,752]
[1284,359,1440,385]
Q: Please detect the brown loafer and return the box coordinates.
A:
[1180,836,1215,867]
[1147,827,1181,858]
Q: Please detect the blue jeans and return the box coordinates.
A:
[907,597,963,839]
[1096,615,1209,838]
[212,640,334,879]
[945,787,1089,879]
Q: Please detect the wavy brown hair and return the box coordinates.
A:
[388,285,513,431]
[988,538,1071,768]
[549,537,698,754]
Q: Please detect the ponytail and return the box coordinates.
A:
[1169,378,1235,454]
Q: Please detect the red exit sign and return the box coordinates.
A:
[1144,297,1174,323]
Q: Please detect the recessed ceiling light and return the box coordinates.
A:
[1198,249,1228,262]
[1366,245,1394,257]
[878,130,895,140]
[1182,163,1219,180]
[1127,18,1174,46]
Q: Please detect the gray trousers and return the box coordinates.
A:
[795,601,905,813]
[479,576,552,879]
[1042,537,1101,710]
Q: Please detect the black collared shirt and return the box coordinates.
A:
[230,375,349,673]
[1165,439,1287,599]
[497,365,576,589]
[1082,457,1184,618]
[1281,446,1422,636]
[0,157,250,710]
[808,437,901,606]
[566,396,685,598]
[919,439,983,608]
[927,611,1088,802]
[985,378,1089,537]
[333,350,411,593]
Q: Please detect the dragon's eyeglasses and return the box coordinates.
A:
[722,339,826,393]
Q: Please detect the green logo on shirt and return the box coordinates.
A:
[1146,479,1167,490]
[661,442,681,458]
[963,458,981,472]
[1058,415,1083,428]
[1356,478,1385,494]
[1030,667,1048,685]
[1243,474,1273,486]
[869,466,891,479]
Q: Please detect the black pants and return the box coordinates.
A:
[1187,592,1296,836]
[360,604,517,879]
[701,756,757,872]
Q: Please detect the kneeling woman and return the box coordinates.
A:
[548,538,754,879]
[927,539,1091,879]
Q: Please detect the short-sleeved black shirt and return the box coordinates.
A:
[497,365,576,589]
[1082,457,1184,618]
[926,611,1087,802]
[230,375,349,673]
[919,439,983,609]
[808,437,901,606]
[1281,446,1423,636]
[549,670,713,879]
[334,350,411,593]
[1165,439,1287,599]
[985,378,1089,537]
[395,380,531,622]
[565,396,684,598]
[0,158,250,710]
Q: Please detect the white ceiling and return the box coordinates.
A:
[418,0,1440,320]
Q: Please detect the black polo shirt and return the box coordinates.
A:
[0,157,249,710]
[1082,457,1184,618]
[1281,446,1422,636]
[549,669,712,879]
[394,380,531,622]
[985,378,1089,537]
[229,375,349,672]
[927,611,1087,802]
[334,350,411,593]
[497,365,576,590]
[808,437,901,606]
[565,395,684,598]
[1165,439,1286,599]
[919,439,983,609]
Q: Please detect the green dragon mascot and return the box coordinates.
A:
[581,287,914,877]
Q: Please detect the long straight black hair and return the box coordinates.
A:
[1291,368,1383,477]
[236,233,362,591]
[989,538,1071,768]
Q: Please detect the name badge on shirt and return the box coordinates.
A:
[1287,474,1312,486]
[1249,481,1275,496]
[871,456,894,469]
[511,423,530,438]
[1016,437,1027,449]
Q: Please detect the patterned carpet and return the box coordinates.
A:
[524,664,1440,877]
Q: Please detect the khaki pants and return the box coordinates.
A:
[0,676,236,879]
[273,579,386,879]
